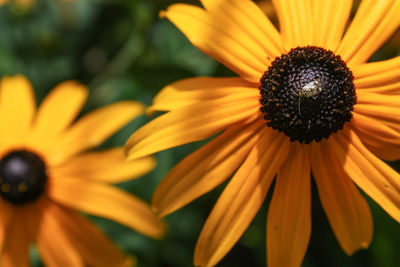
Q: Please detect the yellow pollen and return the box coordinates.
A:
[1,184,10,193]
[18,183,28,192]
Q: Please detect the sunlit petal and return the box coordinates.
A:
[0,75,36,147]
[194,130,290,267]
[153,119,264,217]
[48,177,166,239]
[337,0,400,66]
[161,3,271,83]
[267,144,311,267]
[51,148,156,184]
[126,94,260,161]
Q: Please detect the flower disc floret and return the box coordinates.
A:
[259,46,356,143]
[0,150,47,205]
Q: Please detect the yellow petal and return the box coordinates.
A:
[350,112,400,161]
[126,93,260,161]
[354,93,400,128]
[200,0,283,57]
[48,177,166,239]
[49,101,144,165]
[337,0,400,66]
[353,56,400,88]
[161,4,268,83]
[194,130,290,267]
[356,92,400,108]
[272,0,317,49]
[43,203,131,267]
[311,142,373,255]
[267,144,311,267]
[312,0,352,51]
[148,77,257,113]
[152,119,264,217]
[0,75,36,146]
[51,148,156,184]
[1,210,30,267]
[357,82,400,95]
[329,129,400,222]
[37,203,84,267]
[29,81,88,151]
[353,104,400,131]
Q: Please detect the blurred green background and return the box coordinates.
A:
[0,0,399,266]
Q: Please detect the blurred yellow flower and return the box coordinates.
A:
[126,0,400,266]
[0,75,165,266]
[0,0,33,7]
[0,0,72,8]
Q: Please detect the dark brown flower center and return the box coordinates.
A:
[259,46,356,143]
[0,150,47,205]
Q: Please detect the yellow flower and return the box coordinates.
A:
[0,75,165,266]
[126,0,400,266]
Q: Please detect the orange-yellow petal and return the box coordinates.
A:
[126,92,260,161]
[311,0,352,51]
[48,101,144,165]
[267,144,311,267]
[37,203,84,267]
[329,129,400,222]
[353,56,400,88]
[161,3,269,83]
[194,130,290,267]
[351,112,400,161]
[311,142,373,255]
[354,132,400,162]
[51,148,156,184]
[0,201,13,250]
[0,75,36,147]
[356,81,400,95]
[200,0,283,57]
[43,203,131,267]
[48,177,166,239]
[148,77,257,113]
[28,81,88,152]
[356,92,400,109]
[152,119,264,217]
[1,210,30,267]
[20,201,44,243]
[354,129,400,162]
[354,93,400,131]
[337,0,400,66]
[274,0,316,49]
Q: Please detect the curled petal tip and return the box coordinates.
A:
[145,106,157,117]
[159,10,167,19]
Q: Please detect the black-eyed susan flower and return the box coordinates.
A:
[126,0,400,266]
[128,0,400,266]
[0,75,165,267]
